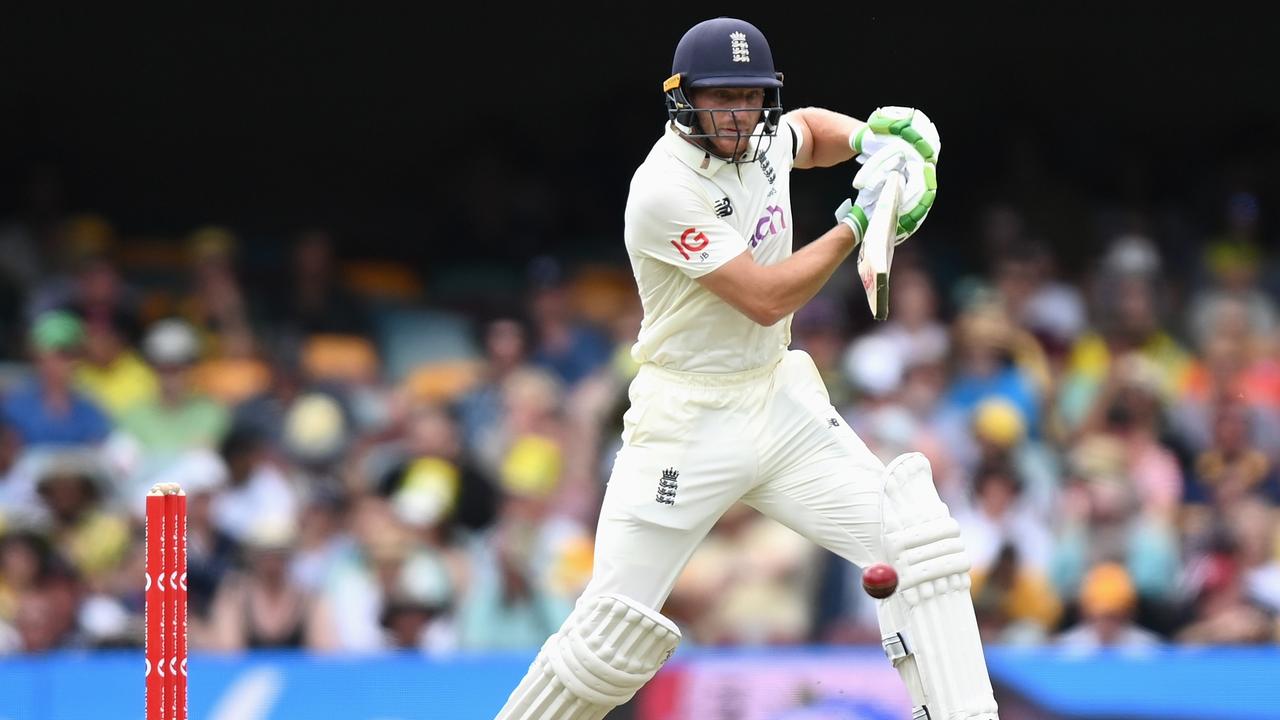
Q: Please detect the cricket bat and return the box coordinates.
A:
[857,169,903,321]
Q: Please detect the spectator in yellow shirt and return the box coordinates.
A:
[74,316,157,417]
[33,449,130,591]
[971,542,1063,645]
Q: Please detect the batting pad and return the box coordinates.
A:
[876,453,999,720]
[495,593,682,720]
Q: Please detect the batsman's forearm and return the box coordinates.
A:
[759,224,857,323]
[793,107,865,167]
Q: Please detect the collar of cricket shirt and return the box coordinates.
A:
[663,122,743,178]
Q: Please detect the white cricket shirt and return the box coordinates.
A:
[624,115,802,374]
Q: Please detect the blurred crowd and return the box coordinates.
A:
[1,184,1279,658]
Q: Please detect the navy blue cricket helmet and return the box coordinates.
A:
[664,17,784,163]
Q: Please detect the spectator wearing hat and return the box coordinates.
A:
[25,215,139,334]
[942,300,1047,440]
[175,226,256,359]
[279,389,360,497]
[307,495,447,653]
[380,552,458,654]
[1080,354,1184,515]
[231,340,354,465]
[1,310,111,448]
[455,433,589,650]
[279,391,352,484]
[1063,354,1184,569]
[157,449,237,620]
[470,366,567,493]
[841,333,958,502]
[453,320,576,517]
[170,228,277,413]
[209,427,300,546]
[205,516,311,651]
[76,592,135,649]
[1056,562,1161,649]
[1057,244,1194,436]
[44,229,145,407]
[384,450,465,540]
[840,333,907,451]
[1062,356,1185,610]
[33,449,129,592]
[116,318,230,482]
[964,397,1062,521]
[48,251,149,421]
[372,401,497,537]
[1050,432,1181,608]
[380,451,473,607]
[970,542,1062,645]
[1187,197,1276,355]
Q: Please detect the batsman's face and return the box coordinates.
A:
[689,87,765,158]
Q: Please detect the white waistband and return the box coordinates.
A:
[638,357,781,388]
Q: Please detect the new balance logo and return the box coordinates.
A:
[714,197,733,218]
[656,468,679,505]
[828,417,840,427]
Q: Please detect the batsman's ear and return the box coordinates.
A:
[763,73,784,132]
[664,73,696,127]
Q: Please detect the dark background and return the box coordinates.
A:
[2,5,1274,281]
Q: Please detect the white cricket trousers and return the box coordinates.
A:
[583,349,887,610]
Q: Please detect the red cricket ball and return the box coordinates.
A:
[862,563,899,599]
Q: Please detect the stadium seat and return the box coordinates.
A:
[569,264,637,327]
[190,357,272,405]
[401,359,484,403]
[302,333,381,385]
[341,259,425,305]
[374,308,480,384]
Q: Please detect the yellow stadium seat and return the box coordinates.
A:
[341,259,425,303]
[302,334,381,384]
[569,265,636,326]
[190,357,272,405]
[401,359,484,403]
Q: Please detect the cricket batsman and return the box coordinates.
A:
[496,16,998,720]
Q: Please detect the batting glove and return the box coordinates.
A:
[849,107,940,241]
[835,146,907,244]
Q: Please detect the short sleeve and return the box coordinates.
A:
[779,114,803,168]
[624,176,748,278]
